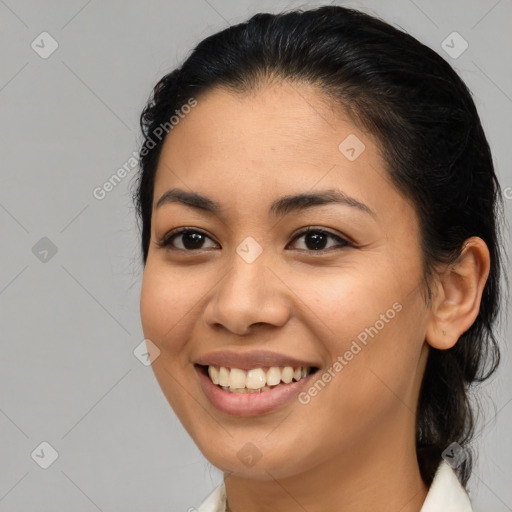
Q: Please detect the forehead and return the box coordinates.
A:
[164,82,362,165]
[160,84,361,173]
[152,82,412,225]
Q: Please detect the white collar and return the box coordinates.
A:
[197,460,472,512]
[420,460,473,511]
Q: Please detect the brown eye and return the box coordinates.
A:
[158,229,218,251]
[157,227,352,254]
[288,228,351,253]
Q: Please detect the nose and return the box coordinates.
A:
[203,249,291,336]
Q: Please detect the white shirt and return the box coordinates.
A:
[197,460,472,512]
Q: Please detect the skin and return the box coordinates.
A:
[139,81,490,512]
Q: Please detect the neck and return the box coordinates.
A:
[223,417,429,512]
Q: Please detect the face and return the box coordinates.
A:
[140,81,431,480]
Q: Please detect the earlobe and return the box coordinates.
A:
[425,237,490,350]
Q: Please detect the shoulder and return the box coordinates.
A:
[195,461,473,512]
[197,480,226,512]
[420,460,473,512]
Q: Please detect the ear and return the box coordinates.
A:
[425,237,490,350]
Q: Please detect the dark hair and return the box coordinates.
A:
[133,5,506,488]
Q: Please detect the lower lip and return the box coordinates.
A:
[195,365,318,416]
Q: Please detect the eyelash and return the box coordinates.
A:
[156,226,353,254]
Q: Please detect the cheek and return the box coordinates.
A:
[139,262,201,354]
[139,262,202,424]
[293,262,424,409]
[290,263,401,348]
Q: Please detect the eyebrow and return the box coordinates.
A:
[155,188,376,218]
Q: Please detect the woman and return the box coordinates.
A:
[133,5,505,511]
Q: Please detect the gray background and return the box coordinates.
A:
[0,0,510,510]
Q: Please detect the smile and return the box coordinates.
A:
[195,363,320,415]
[205,365,313,393]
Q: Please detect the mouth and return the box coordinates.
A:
[194,362,320,416]
[195,364,319,393]
[193,350,322,415]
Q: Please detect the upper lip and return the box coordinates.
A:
[194,350,320,371]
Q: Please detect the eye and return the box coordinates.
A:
[157,228,218,251]
[287,227,352,253]
[157,226,352,253]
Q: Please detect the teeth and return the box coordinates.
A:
[208,366,219,385]
[281,366,294,384]
[266,366,281,386]
[219,366,230,387]
[246,368,266,389]
[229,368,246,390]
[206,364,312,391]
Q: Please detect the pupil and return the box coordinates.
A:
[183,232,204,249]
[306,232,326,250]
